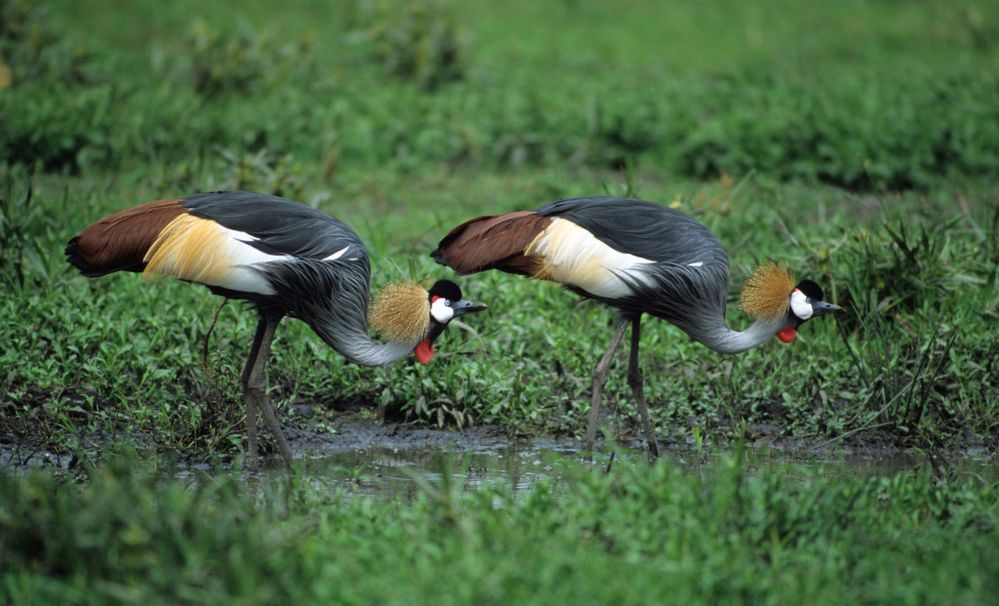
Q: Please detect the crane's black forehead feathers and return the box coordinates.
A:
[429,279,462,300]
[795,279,824,300]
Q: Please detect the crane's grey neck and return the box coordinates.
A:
[261,260,415,367]
[305,285,414,367]
[312,321,414,367]
[686,317,780,354]
[306,279,416,367]
[614,263,781,355]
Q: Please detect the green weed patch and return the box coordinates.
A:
[1,455,997,604]
[1,0,997,454]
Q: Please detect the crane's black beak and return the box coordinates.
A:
[451,299,488,317]
[812,300,842,316]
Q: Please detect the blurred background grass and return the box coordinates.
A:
[5,0,999,187]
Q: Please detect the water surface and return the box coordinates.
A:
[297,442,998,500]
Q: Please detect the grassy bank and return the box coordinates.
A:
[2,454,997,604]
[3,167,996,455]
[1,0,998,457]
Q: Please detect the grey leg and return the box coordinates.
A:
[243,314,293,466]
[584,317,630,451]
[628,316,660,462]
[202,297,229,383]
[240,316,268,467]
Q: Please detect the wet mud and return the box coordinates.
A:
[2,413,995,499]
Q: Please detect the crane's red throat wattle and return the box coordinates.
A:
[776,327,797,343]
[414,339,435,364]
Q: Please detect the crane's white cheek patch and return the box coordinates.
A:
[789,289,813,320]
[430,298,454,323]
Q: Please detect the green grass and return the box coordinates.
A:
[2,453,997,604]
[1,0,998,457]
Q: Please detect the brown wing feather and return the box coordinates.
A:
[66,199,187,277]
[431,211,551,275]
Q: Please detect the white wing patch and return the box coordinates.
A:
[525,217,655,298]
[216,226,295,294]
[143,214,293,296]
[323,246,349,262]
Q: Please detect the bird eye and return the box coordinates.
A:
[445,300,452,306]
[806,297,812,304]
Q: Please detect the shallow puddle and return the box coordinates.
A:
[5,419,994,494]
[300,443,580,499]
[295,443,998,500]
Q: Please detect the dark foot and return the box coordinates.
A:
[646,438,660,462]
[258,394,293,466]
[585,318,630,452]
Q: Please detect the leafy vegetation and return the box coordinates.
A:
[3,0,999,184]
[2,2,997,601]
[361,0,465,90]
[1,0,998,458]
[1,454,997,604]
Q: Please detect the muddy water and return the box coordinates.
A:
[5,417,994,494]
[299,445,578,499]
[293,441,998,500]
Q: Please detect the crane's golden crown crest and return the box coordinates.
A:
[738,262,795,323]
[369,281,431,344]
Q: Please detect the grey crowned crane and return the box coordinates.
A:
[66,191,486,466]
[432,196,840,460]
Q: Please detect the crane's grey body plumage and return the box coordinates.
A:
[537,197,722,266]
[536,197,775,354]
[185,191,364,260]
[188,191,412,367]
